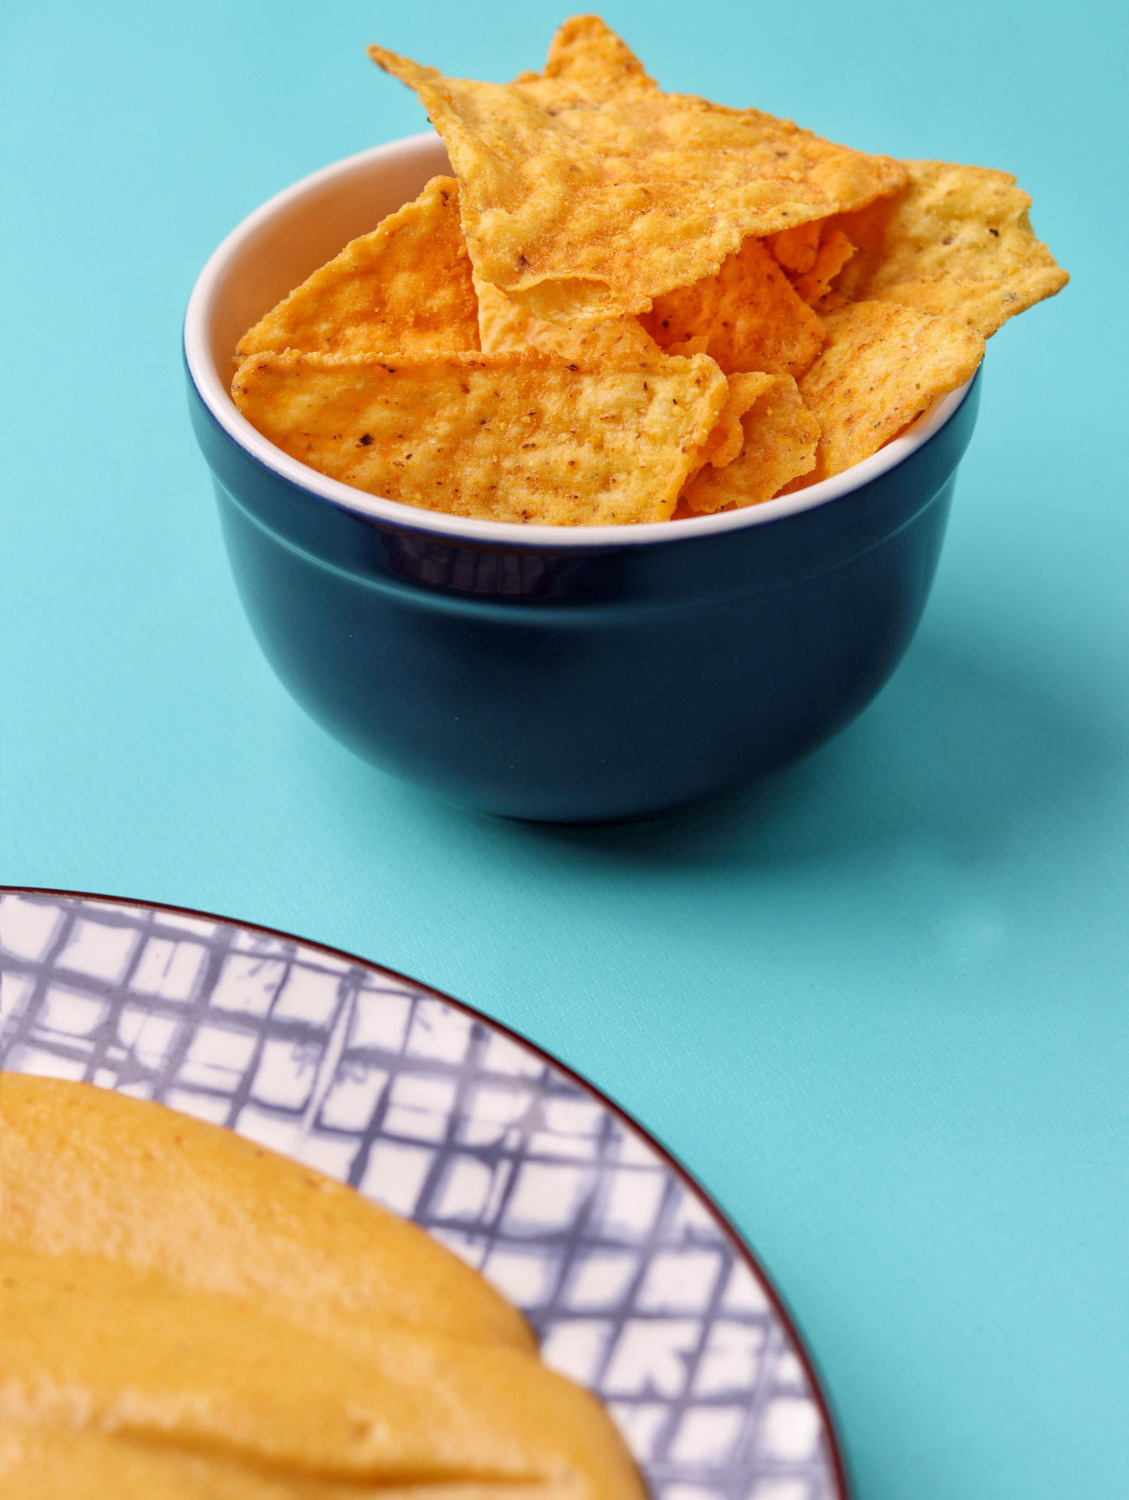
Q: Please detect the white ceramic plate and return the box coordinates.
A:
[0,889,846,1500]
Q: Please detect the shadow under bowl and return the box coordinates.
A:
[185,133,981,823]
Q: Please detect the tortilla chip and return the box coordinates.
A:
[809,193,895,312]
[821,161,1068,336]
[792,300,984,484]
[640,237,825,378]
[513,13,656,95]
[476,278,661,361]
[237,177,479,359]
[681,375,819,513]
[665,335,710,357]
[765,220,823,275]
[231,349,728,526]
[693,371,776,473]
[414,344,767,507]
[791,229,855,306]
[368,23,906,322]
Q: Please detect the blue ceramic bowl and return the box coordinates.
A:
[185,134,980,823]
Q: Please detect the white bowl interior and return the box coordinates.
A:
[185,133,973,549]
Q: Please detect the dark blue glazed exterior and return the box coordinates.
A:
[188,368,980,821]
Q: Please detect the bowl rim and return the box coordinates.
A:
[185,132,975,551]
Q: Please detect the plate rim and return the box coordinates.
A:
[1,883,851,1500]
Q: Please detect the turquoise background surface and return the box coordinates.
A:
[1,0,1125,1494]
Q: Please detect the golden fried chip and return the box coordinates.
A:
[640,237,826,378]
[476,278,661,361]
[368,22,905,322]
[820,161,1068,336]
[681,375,819,513]
[659,368,775,513]
[237,177,479,359]
[475,292,756,493]
[792,301,984,485]
[791,229,855,306]
[809,193,895,312]
[765,220,823,275]
[232,349,728,525]
[513,12,656,95]
[692,371,776,472]
[665,334,710,357]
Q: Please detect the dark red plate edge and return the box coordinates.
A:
[1,884,852,1500]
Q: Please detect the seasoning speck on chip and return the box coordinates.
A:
[232,15,1068,526]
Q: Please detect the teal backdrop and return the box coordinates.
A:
[1,1,1125,1495]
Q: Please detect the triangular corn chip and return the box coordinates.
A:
[765,220,824,275]
[512,13,657,95]
[236,176,480,358]
[665,335,710,357]
[640,236,825,378]
[820,160,1068,336]
[476,278,661,361]
[681,374,819,513]
[790,228,855,307]
[791,300,984,485]
[232,349,728,525]
[690,371,776,474]
[368,21,905,322]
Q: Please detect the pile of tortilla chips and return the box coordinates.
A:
[232,16,1067,527]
